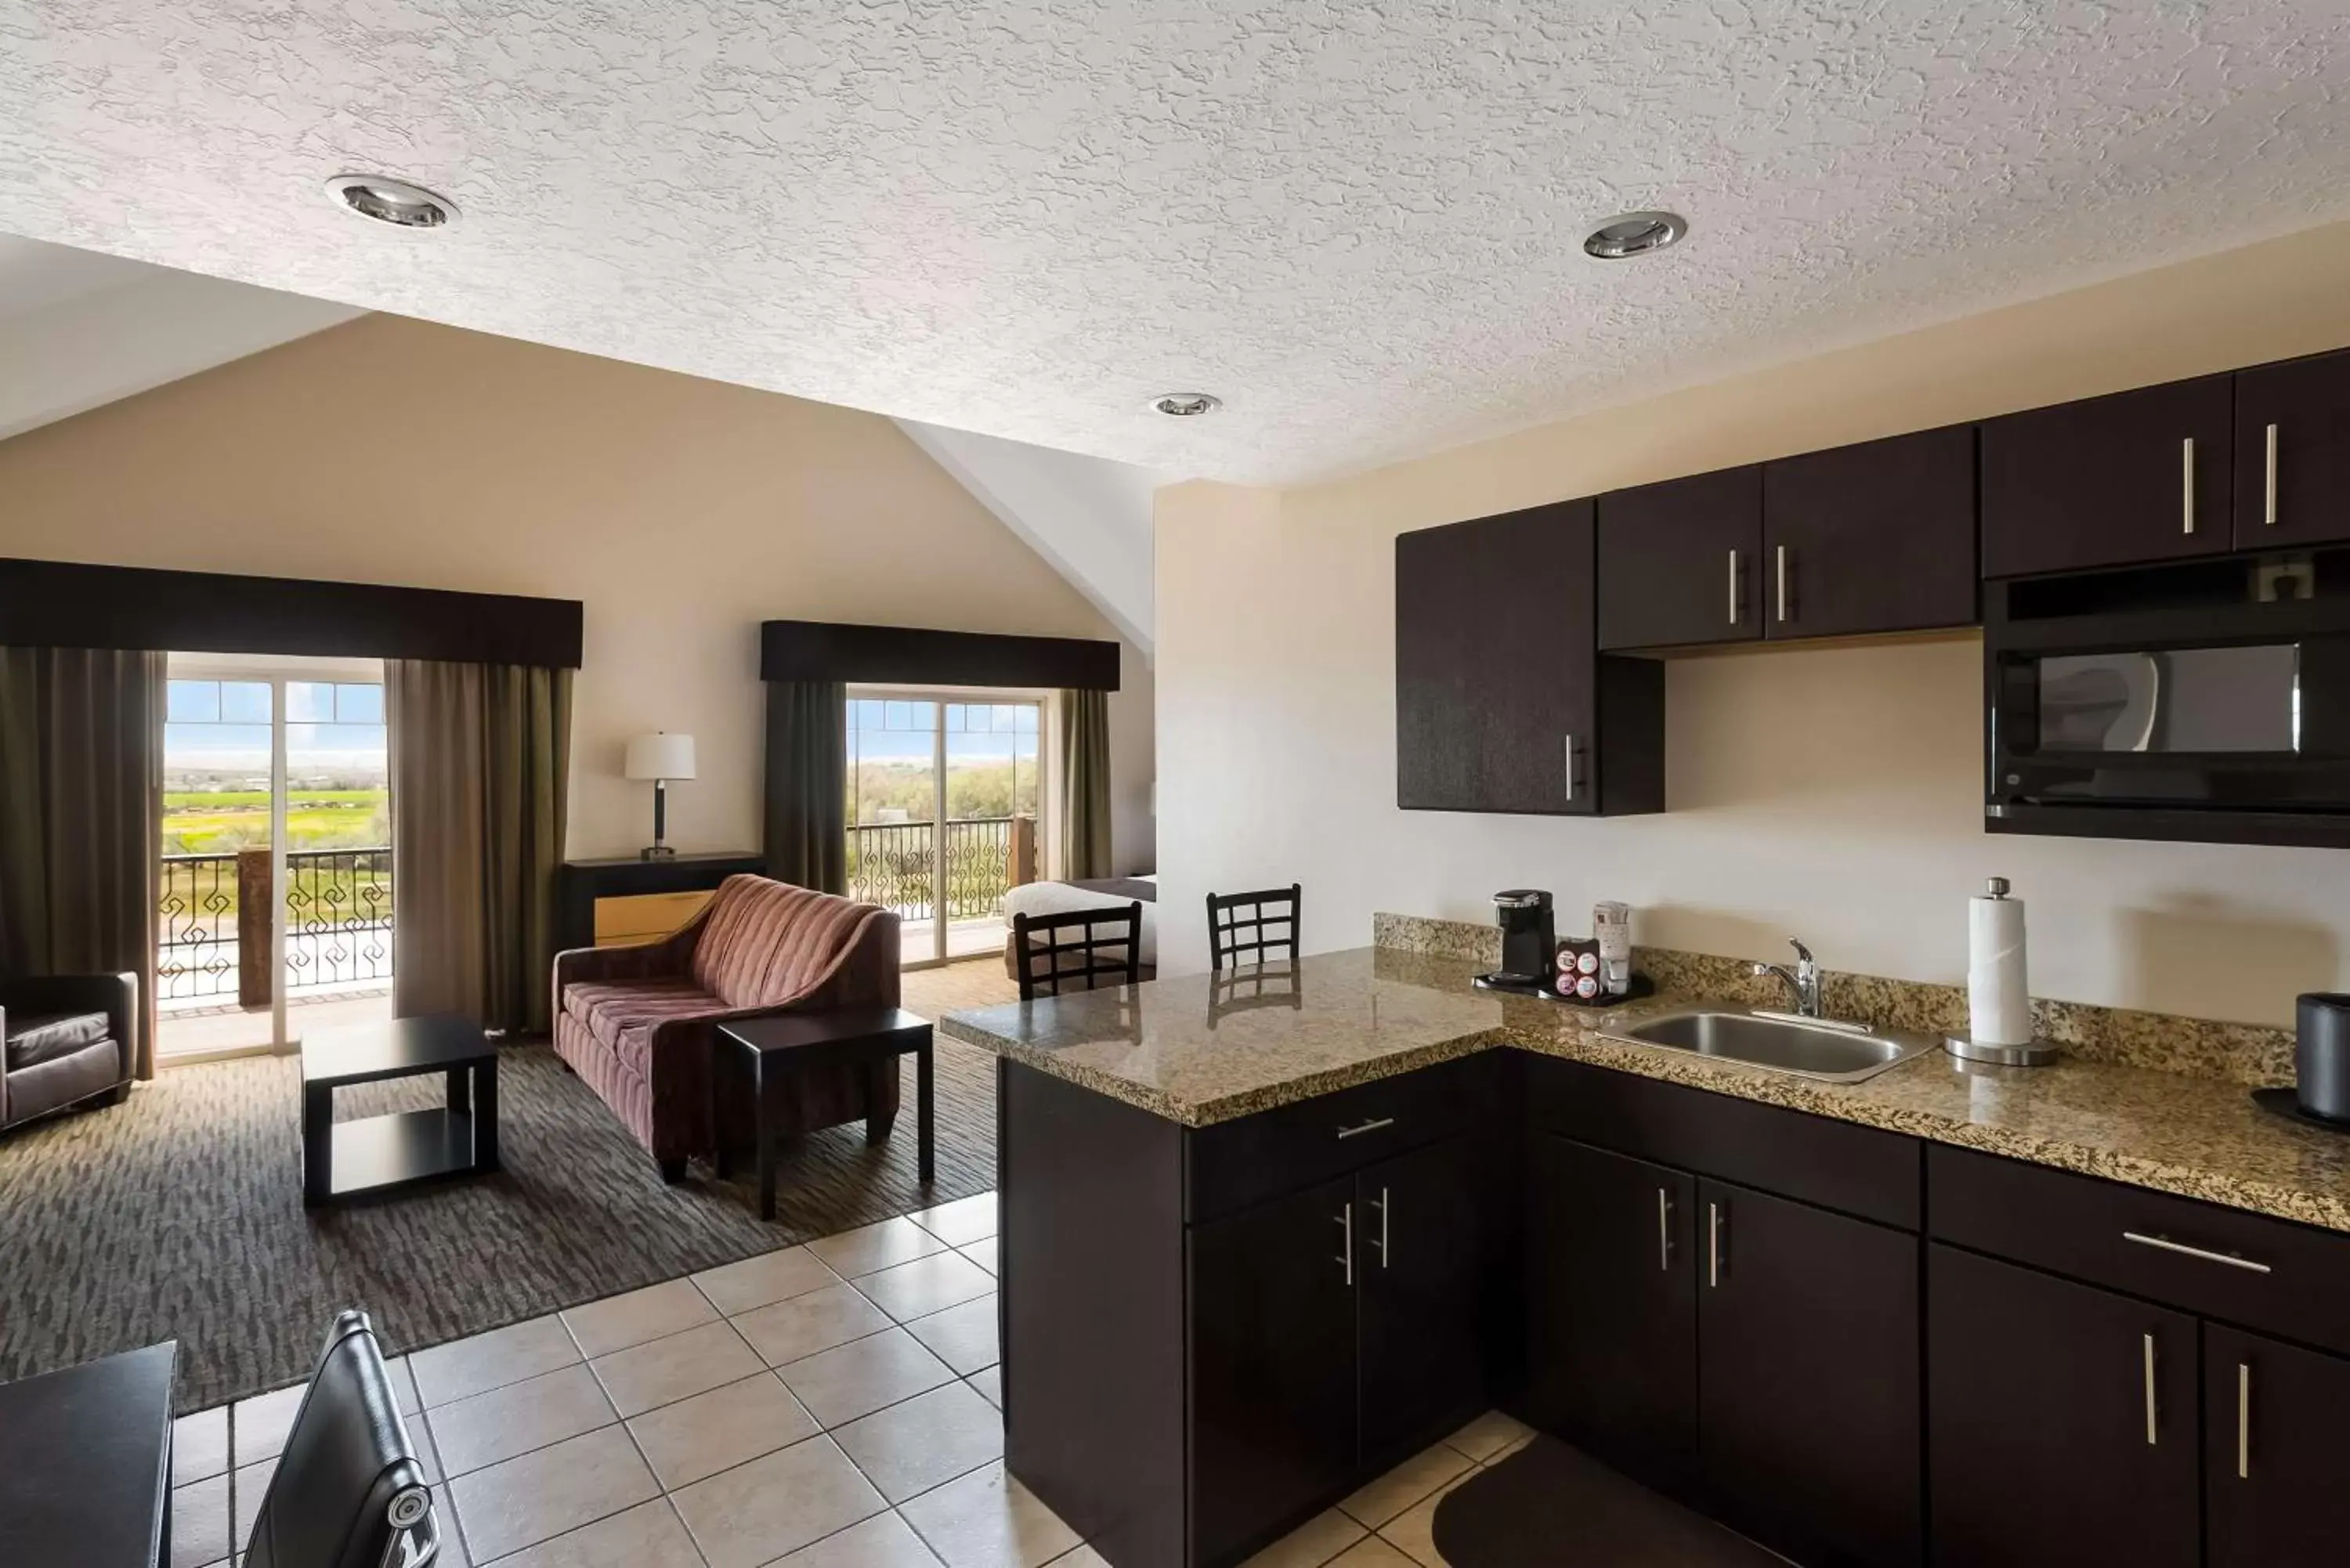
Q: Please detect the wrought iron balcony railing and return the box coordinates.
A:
[845,816,1034,922]
[159,847,393,1004]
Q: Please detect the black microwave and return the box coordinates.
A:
[1987,554,2350,847]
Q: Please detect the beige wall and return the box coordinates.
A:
[0,313,1155,872]
[1157,219,2350,1024]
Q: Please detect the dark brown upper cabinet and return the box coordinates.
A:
[1980,373,2234,577]
[1596,465,1763,650]
[2233,348,2350,550]
[1761,425,1977,638]
[1395,501,1663,816]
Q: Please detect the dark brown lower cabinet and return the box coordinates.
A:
[1927,1245,2199,1568]
[2204,1324,2350,1567]
[1188,1176,1359,1567]
[1524,1139,1921,1566]
[1697,1181,1920,1567]
[1356,1136,1488,1464]
[1188,1135,1489,1566]
[1523,1136,1697,1485]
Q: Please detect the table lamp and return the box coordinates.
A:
[624,732,696,860]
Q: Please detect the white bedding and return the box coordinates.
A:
[1001,879,1159,967]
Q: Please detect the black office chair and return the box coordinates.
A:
[243,1310,441,1568]
[1206,883,1301,971]
[1011,902,1143,999]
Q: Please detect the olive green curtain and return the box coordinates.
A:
[388,660,572,1035]
[763,679,847,894]
[1056,687,1113,880]
[0,646,165,1078]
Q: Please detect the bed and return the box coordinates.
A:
[1000,875,1159,982]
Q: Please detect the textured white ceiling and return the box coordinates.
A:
[2,2,2348,482]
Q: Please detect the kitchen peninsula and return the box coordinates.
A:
[941,938,2350,1568]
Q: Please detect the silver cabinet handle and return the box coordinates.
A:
[1336,1116,1394,1140]
[2237,1360,2251,1479]
[1727,549,1741,625]
[2142,1331,2159,1444]
[2265,423,2280,526]
[1563,734,1579,802]
[1775,544,1790,623]
[1707,1201,1723,1288]
[2123,1231,2272,1274]
[1372,1185,1390,1270]
[1335,1202,1354,1286]
[2182,437,2196,534]
[1656,1187,1672,1272]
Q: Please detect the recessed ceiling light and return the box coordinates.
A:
[1582,211,1686,260]
[325,174,459,229]
[1150,392,1222,417]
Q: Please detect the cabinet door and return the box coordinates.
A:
[1696,1181,1920,1567]
[1395,500,1595,815]
[1980,373,2232,576]
[1188,1177,1360,1567]
[1358,1136,1488,1463]
[1597,466,1762,650]
[1523,1136,1697,1486]
[2204,1324,2350,1568]
[1926,1245,2198,1568]
[2233,349,2350,548]
[1762,425,1976,639]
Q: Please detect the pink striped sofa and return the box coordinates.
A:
[552,875,901,1180]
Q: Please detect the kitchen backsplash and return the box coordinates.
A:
[1371,912,2296,1087]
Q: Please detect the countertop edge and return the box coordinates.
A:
[938,1013,2350,1235]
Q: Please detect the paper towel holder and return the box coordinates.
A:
[1945,877,2063,1067]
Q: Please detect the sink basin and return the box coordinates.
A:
[1599,1007,1937,1084]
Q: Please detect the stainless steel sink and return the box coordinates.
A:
[1599,1006,1938,1084]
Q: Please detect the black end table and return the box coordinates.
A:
[0,1342,175,1568]
[715,1007,933,1220]
[302,1015,500,1206]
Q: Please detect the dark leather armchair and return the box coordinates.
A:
[244,1309,441,1568]
[0,971,136,1132]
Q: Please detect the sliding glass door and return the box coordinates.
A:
[846,691,1043,966]
[158,656,389,1060]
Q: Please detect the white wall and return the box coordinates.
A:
[1156,219,2350,1027]
[894,418,1163,657]
[0,236,359,443]
[0,313,1155,872]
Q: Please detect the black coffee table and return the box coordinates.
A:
[714,1007,932,1220]
[302,1015,500,1206]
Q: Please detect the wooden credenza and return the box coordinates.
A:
[558,853,765,952]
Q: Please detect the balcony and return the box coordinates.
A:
[157,847,392,1054]
[847,815,1036,964]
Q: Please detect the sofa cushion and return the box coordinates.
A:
[691,878,880,1010]
[563,979,724,1057]
[4,1010,111,1071]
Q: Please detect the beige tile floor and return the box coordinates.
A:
[168,1187,1524,1568]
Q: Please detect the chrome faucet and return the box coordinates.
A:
[1752,938,1824,1018]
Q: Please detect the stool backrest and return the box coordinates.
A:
[244,1309,441,1568]
[1011,902,1143,999]
[1206,883,1302,972]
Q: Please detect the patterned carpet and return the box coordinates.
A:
[0,962,1014,1414]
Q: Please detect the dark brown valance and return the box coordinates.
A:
[0,558,584,669]
[759,620,1119,691]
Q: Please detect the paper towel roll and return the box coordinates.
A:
[1968,889,2033,1046]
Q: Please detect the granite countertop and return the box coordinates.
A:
[938,946,2350,1234]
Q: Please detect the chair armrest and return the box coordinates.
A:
[0,973,137,1093]
[552,929,694,992]
[0,973,137,1058]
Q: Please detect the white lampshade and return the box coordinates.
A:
[624,732,696,781]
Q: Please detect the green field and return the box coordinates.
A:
[162,789,389,854]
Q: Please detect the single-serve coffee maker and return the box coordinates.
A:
[1474,889,1556,992]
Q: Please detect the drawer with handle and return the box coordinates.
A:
[1928,1144,2350,1356]
[1185,1052,1486,1223]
